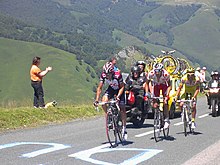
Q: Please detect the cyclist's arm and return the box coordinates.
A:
[117,82,125,98]
[95,82,103,102]
[176,83,183,97]
[193,85,200,99]
[166,80,172,98]
[145,79,150,94]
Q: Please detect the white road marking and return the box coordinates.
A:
[135,130,154,138]
[174,122,183,126]
[69,144,163,164]
[198,113,209,118]
[135,113,209,138]
[0,142,71,158]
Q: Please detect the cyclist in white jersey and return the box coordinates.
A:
[145,63,171,129]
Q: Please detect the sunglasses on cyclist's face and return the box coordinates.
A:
[155,69,162,74]
[106,72,113,78]
[187,73,195,78]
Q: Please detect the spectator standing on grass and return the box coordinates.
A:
[30,56,52,108]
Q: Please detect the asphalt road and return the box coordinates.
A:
[0,96,220,165]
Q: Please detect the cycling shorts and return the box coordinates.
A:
[104,86,125,105]
[153,84,168,97]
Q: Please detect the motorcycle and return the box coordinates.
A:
[125,85,147,127]
[208,80,220,117]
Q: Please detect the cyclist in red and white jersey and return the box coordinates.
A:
[94,62,127,140]
[145,63,171,129]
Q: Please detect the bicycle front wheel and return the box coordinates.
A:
[162,114,169,138]
[154,109,161,142]
[183,108,188,136]
[106,108,117,147]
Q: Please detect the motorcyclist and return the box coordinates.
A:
[125,65,147,117]
[207,70,220,109]
[135,61,147,77]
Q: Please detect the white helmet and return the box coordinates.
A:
[103,62,114,74]
[154,63,164,70]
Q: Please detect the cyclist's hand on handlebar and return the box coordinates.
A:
[116,96,120,102]
[93,101,99,107]
[192,97,196,101]
[173,96,177,102]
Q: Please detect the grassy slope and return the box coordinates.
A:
[0,38,98,107]
[172,6,220,69]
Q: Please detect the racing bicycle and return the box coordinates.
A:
[150,96,169,142]
[98,99,123,147]
[176,99,194,136]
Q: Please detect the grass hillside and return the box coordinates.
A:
[0,38,98,107]
[172,5,220,68]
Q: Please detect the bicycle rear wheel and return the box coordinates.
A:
[106,108,117,147]
[154,109,161,142]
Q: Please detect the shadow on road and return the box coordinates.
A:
[126,123,154,129]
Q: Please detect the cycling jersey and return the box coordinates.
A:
[100,72,125,104]
[100,72,123,90]
[147,69,170,86]
[147,69,171,97]
[180,74,200,99]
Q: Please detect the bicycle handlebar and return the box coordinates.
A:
[97,100,118,105]
[176,99,194,103]
[149,96,164,100]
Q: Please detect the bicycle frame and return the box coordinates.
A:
[150,96,169,142]
[177,99,193,136]
[98,99,123,147]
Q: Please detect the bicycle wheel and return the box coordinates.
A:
[162,113,169,138]
[183,107,187,136]
[106,108,117,147]
[154,109,161,142]
[116,113,123,142]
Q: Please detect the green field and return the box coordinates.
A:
[0,38,98,107]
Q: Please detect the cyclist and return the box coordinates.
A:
[175,68,200,129]
[94,62,127,140]
[206,70,220,109]
[145,63,171,129]
[125,65,148,117]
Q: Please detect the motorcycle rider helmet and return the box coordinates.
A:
[103,62,114,74]
[211,70,219,80]
[136,61,146,71]
[131,66,141,77]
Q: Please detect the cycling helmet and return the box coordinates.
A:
[103,62,114,74]
[154,63,163,73]
[136,61,146,69]
[186,68,195,73]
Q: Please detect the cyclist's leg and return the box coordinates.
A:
[191,101,197,122]
[101,95,108,113]
[102,87,114,113]
[153,85,160,108]
[119,92,127,139]
[162,84,169,119]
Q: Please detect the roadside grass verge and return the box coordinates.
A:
[0,105,103,132]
